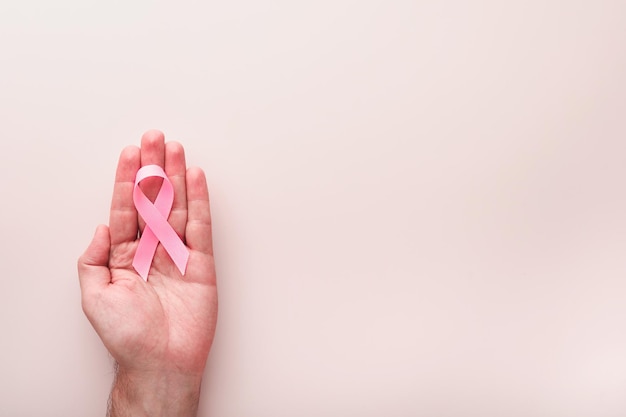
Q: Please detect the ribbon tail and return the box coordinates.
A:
[166,238,189,276]
[154,225,190,276]
[132,226,159,281]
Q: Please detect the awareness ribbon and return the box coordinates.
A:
[132,164,189,281]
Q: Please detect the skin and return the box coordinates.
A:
[77,130,217,417]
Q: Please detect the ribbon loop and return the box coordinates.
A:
[132,164,189,280]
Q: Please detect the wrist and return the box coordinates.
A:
[108,365,203,417]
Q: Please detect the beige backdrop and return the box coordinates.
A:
[1,1,626,416]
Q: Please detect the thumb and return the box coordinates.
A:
[78,224,112,293]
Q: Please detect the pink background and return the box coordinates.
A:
[1,1,626,416]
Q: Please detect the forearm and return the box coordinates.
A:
[108,365,203,417]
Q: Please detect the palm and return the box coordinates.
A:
[79,131,217,377]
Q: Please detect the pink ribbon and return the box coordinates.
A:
[132,164,189,281]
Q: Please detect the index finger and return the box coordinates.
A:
[109,145,140,246]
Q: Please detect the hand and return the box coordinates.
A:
[78,130,217,417]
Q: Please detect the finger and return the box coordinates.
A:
[139,129,166,198]
[78,224,112,294]
[165,141,188,239]
[139,130,166,231]
[110,146,140,245]
[185,167,213,255]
